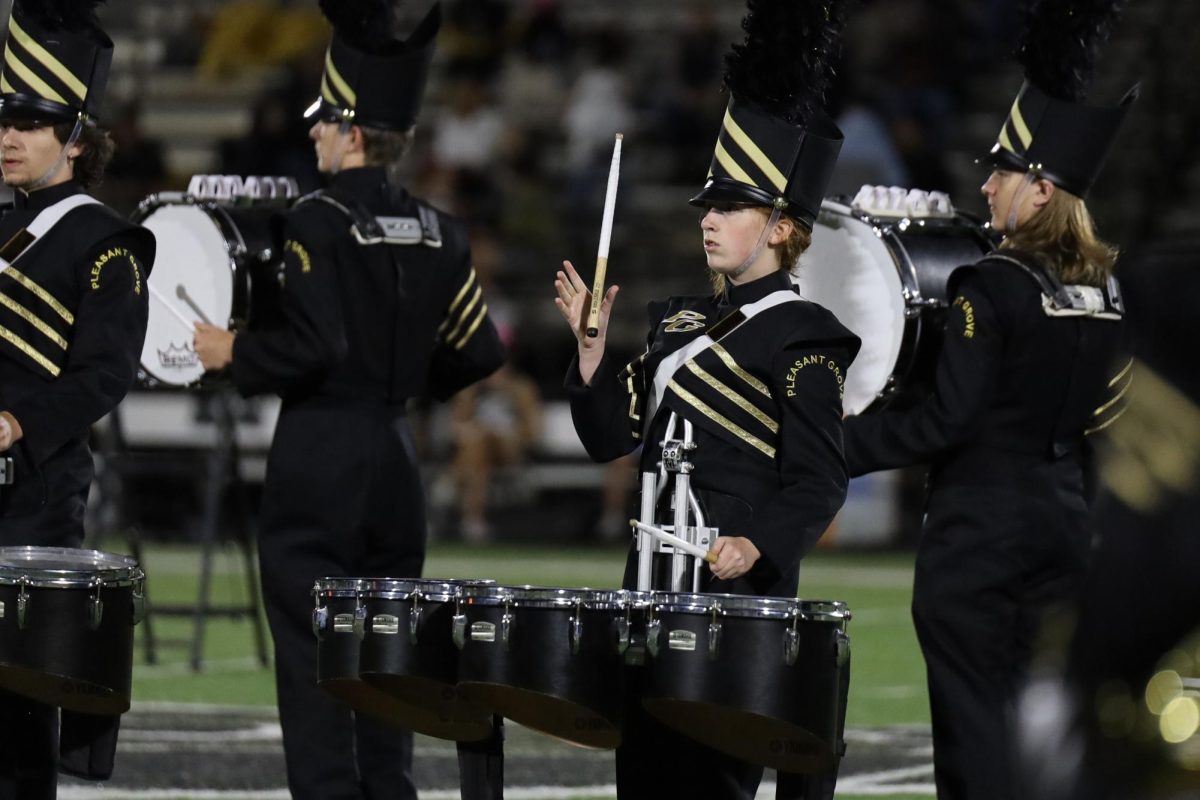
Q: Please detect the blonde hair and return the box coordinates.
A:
[1001,187,1118,286]
[709,210,813,295]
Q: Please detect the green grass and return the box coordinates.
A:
[129,542,928,729]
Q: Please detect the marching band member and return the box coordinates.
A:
[0,0,156,795]
[193,1,504,797]
[841,2,1136,797]
[557,2,858,797]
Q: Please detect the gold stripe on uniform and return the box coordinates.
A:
[451,303,487,350]
[714,140,757,188]
[1108,358,1134,388]
[1094,373,1133,417]
[0,73,15,95]
[1,267,75,324]
[443,285,481,343]
[0,323,59,377]
[324,50,356,107]
[9,17,87,100]
[722,109,787,192]
[709,343,772,398]
[447,269,477,313]
[667,379,775,459]
[320,73,337,104]
[1009,97,1033,149]
[0,290,67,349]
[684,360,778,434]
[3,46,67,105]
[997,125,1016,154]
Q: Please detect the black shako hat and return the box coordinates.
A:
[0,0,113,124]
[979,0,1137,198]
[306,0,441,130]
[690,0,851,231]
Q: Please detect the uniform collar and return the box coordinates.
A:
[720,269,794,308]
[14,180,84,212]
[327,166,389,198]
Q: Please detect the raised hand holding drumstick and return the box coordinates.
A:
[554,259,618,386]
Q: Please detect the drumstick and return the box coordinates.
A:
[148,283,194,330]
[631,520,718,564]
[585,133,623,338]
[176,284,213,326]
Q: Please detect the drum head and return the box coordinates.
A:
[0,546,141,586]
[138,203,236,387]
[797,205,906,416]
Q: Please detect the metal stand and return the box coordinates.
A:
[455,715,506,800]
[93,390,269,670]
[635,413,718,592]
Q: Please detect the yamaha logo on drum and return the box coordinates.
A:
[157,343,200,371]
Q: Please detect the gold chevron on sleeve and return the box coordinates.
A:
[0,323,60,377]
[667,379,775,459]
[709,343,772,399]
[442,285,482,344]
[9,16,87,100]
[722,109,787,192]
[0,291,67,349]
[1108,358,1134,388]
[684,360,778,434]
[450,302,487,350]
[1,267,75,324]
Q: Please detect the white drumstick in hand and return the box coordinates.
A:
[148,283,194,330]
[631,520,717,564]
[586,133,623,338]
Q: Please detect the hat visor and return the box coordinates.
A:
[0,95,79,125]
[976,144,1029,173]
[688,177,778,209]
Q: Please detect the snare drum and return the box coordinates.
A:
[0,547,145,715]
[312,578,491,741]
[134,195,286,387]
[798,198,994,414]
[642,593,850,772]
[456,585,634,749]
[356,579,493,742]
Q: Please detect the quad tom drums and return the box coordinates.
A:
[641,593,850,772]
[0,547,145,714]
[134,194,287,387]
[798,195,995,414]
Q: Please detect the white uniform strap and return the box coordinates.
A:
[645,288,799,430]
[0,194,101,269]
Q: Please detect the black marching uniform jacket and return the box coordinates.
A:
[0,180,154,544]
[843,250,1126,800]
[229,165,504,800]
[568,269,860,598]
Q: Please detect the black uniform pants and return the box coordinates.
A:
[0,485,88,799]
[258,402,425,800]
[913,480,1090,800]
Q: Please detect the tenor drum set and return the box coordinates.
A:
[313,577,850,772]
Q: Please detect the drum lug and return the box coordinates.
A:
[132,582,146,625]
[569,599,584,655]
[409,596,422,645]
[312,606,329,640]
[500,610,514,650]
[87,589,104,631]
[645,618,661,658]
[707,621,722,660]
[452,613,467,650]
[835,630,851,668]
[353,604,368,640]
[615,616,631,655]
[783,627,800,666]
[17,581,29,630]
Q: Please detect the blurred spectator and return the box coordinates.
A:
[196,1,326,79]
[96,101,169,215]
[218,85,321,193]
[596,451,638,543]
[450,364,543,543]
[498,0,572,135]
[441,0,512,79]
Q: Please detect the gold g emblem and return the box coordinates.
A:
[663,310,707,333]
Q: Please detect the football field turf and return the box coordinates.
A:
[97,542,934,799]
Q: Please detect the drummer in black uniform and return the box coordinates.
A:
[0,0,155,796]
[841,2,1136,798]
[557,3,857,798]
[193,1,504,798]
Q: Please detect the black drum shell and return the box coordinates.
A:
[642,609,846,772]
[314,589,491,742]
[457,600,626,749]
[0,583,136,715]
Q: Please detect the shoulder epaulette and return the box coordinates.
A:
[980,252,1123,321]
[297,190,442,248]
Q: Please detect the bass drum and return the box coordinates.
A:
[0,547,145,714]
[133,194,287,388]
[797,198,995,414]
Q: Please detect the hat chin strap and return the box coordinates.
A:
[27,118,83,192]
[728,205,783,281]
[1004,170,1038,234]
